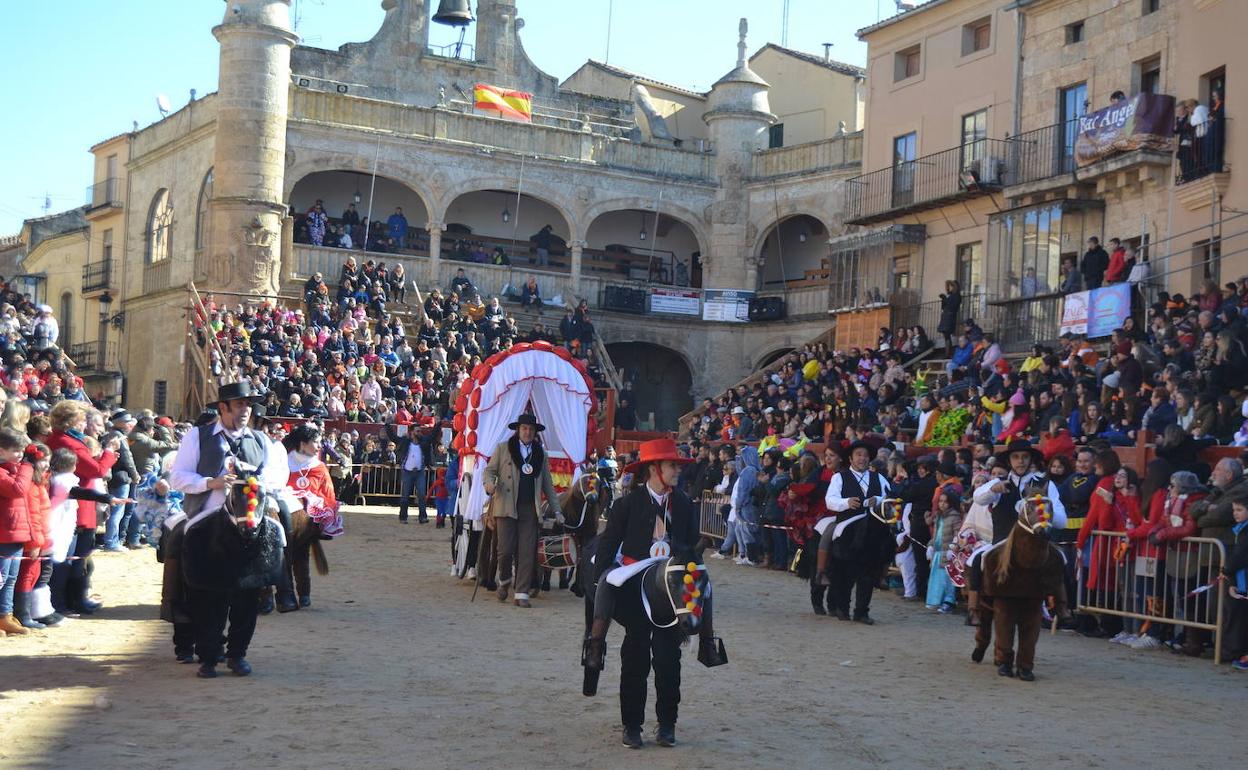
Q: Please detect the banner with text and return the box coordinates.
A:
[1060,282,1131,338]
[649,287,700,316]
[702,289,754,322]
[1074,93,1175,168]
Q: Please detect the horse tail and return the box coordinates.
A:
[311,539,330,576]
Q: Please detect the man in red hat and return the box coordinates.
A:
[591,438,696,749]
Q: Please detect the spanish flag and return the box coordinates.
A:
[473,83,533,123]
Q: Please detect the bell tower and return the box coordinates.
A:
[204,0,298,295]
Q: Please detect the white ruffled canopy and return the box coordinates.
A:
[456,347,595,521]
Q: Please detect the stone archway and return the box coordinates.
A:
[606,342,693,432]
[441,188,574,271]
[755,213,831,288]
[583,208,704,286]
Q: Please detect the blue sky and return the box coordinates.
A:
[0,0,887,235]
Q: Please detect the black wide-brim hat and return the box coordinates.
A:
[216,381,263,405]
[995,438,1045,468]
[840,438,877,462]
[508,412,545,432]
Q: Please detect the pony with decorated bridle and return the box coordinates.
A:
[181,467,285,594]
[578,543,726,697]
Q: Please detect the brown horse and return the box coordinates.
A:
[976,501,1065,680]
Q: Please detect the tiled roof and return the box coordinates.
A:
[749,43,865,78]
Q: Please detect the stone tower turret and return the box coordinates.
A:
[703,19,775,291]
[203,0,298,295]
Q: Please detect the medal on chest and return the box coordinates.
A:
[650,540,671,558]
[521,463,534,476]
[296,474,311,490]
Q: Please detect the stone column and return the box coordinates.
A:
[427,220,445,290]
[204,0,297,297]
[569,239,586,296]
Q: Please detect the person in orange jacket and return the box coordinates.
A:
[0,427,34,636]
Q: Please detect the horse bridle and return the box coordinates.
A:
[642,560,708,629]
[564,473,599,530]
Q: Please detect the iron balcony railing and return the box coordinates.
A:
[85,178,122,210]
[82,259,111,293]
[1007,118,1082,187]
[845,138,1011,224]
[68,341,119,373]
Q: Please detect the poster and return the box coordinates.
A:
[649,287,700,316]
[702,289,754,322]
[1074,93,1175,168]
[1059,283,1131,337]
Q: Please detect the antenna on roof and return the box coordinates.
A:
[781,0,791,47]
[156,94,171,117]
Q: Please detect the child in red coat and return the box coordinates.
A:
[14,444,53,629]
[0,427,33,637]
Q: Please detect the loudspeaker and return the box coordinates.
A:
[748,296,786,321]
[603,285,647,314]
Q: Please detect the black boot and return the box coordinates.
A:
[15,593,45,629]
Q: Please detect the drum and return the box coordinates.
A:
[538,534,579,570]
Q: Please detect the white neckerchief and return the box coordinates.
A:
[519,441,533,461]
[647,482,671,542]
[849,466,871,492]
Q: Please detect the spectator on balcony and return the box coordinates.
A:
[1081,237,1109,290]
[387,207,409,250]
[530,224,554,267]
[1204,90,1226,176]
[342,202,361,240]
[1104,238,1127,284]
[491,245,510,266]
[937,280,961,357]
[306,200,328,247]
[1176,99,1198,181]
[1060,258,1082,294]
[450,268,475,300]
[337,225,353,250]
[1020,267,1048,298]
[962,317,984,343]
[615,397,638,431]
[520,276,543,310]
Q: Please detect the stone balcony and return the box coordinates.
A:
[748,132,863,181]
[287,88,717,183]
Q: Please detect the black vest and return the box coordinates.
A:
[991,473,1049,543]
[184,423,268,515]
[838,467,882,501]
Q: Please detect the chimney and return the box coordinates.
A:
[822,42,832,62]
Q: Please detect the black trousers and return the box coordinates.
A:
[189,587,260,664]
[173,622,196,657]
[830,558,877,619]
[619,622,682,731]
[1223,595,1248,661]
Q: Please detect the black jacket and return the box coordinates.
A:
[594,484,698,581]
[387,425,436,470]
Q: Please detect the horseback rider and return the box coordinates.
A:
[168,381,289,678]
[482,413,560,608]
[817,440,893,624]
[591,438,696,749]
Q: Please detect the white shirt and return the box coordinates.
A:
[169,421,290,515]
[824,467,891,512]
[404,440,424,471]
[971,472,1068,529]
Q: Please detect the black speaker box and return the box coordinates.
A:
[748,296,786,321]
[603,285,647,314]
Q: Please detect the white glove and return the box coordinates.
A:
[925,544,935,562]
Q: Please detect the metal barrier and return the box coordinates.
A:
[698,492,730,543]
[1077,530,1227,665]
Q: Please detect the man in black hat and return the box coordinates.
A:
[482,413,560,607]
[817,440,894,623]
[168,381,290,677]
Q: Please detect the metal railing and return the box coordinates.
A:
[68,341,119,373]
[698,492,730,543]
[82,259,111,293]
[85,177,122,209]
[1006,118,1080,187]
[987,293,1064,348]
[845,138,1010,224]
[1077,530,1227,665]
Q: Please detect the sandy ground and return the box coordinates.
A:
[1,507,1243,770]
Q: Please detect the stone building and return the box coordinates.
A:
[102,0,864,427]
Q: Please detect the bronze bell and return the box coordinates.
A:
[432,0,473,27]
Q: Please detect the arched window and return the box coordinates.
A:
[146,188,173,264]
[59,291,73,350]
[195,168,213,250]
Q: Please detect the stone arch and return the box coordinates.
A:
[582,203,706,287]
[287,169,431,229]
[195,168,213,251]
[753,212,833,288]
[145,188,173,264]
[581,197,710,260]
[438,175,578,241]
[283,159,437,224]
[605,341,695,432]
[756,346,795,370]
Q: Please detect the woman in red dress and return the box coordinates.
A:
[283,424,341,539]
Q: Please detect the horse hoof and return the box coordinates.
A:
[276,602,298,614]
[971,646,986,663]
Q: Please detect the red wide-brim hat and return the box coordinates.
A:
[623,438,694,475]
